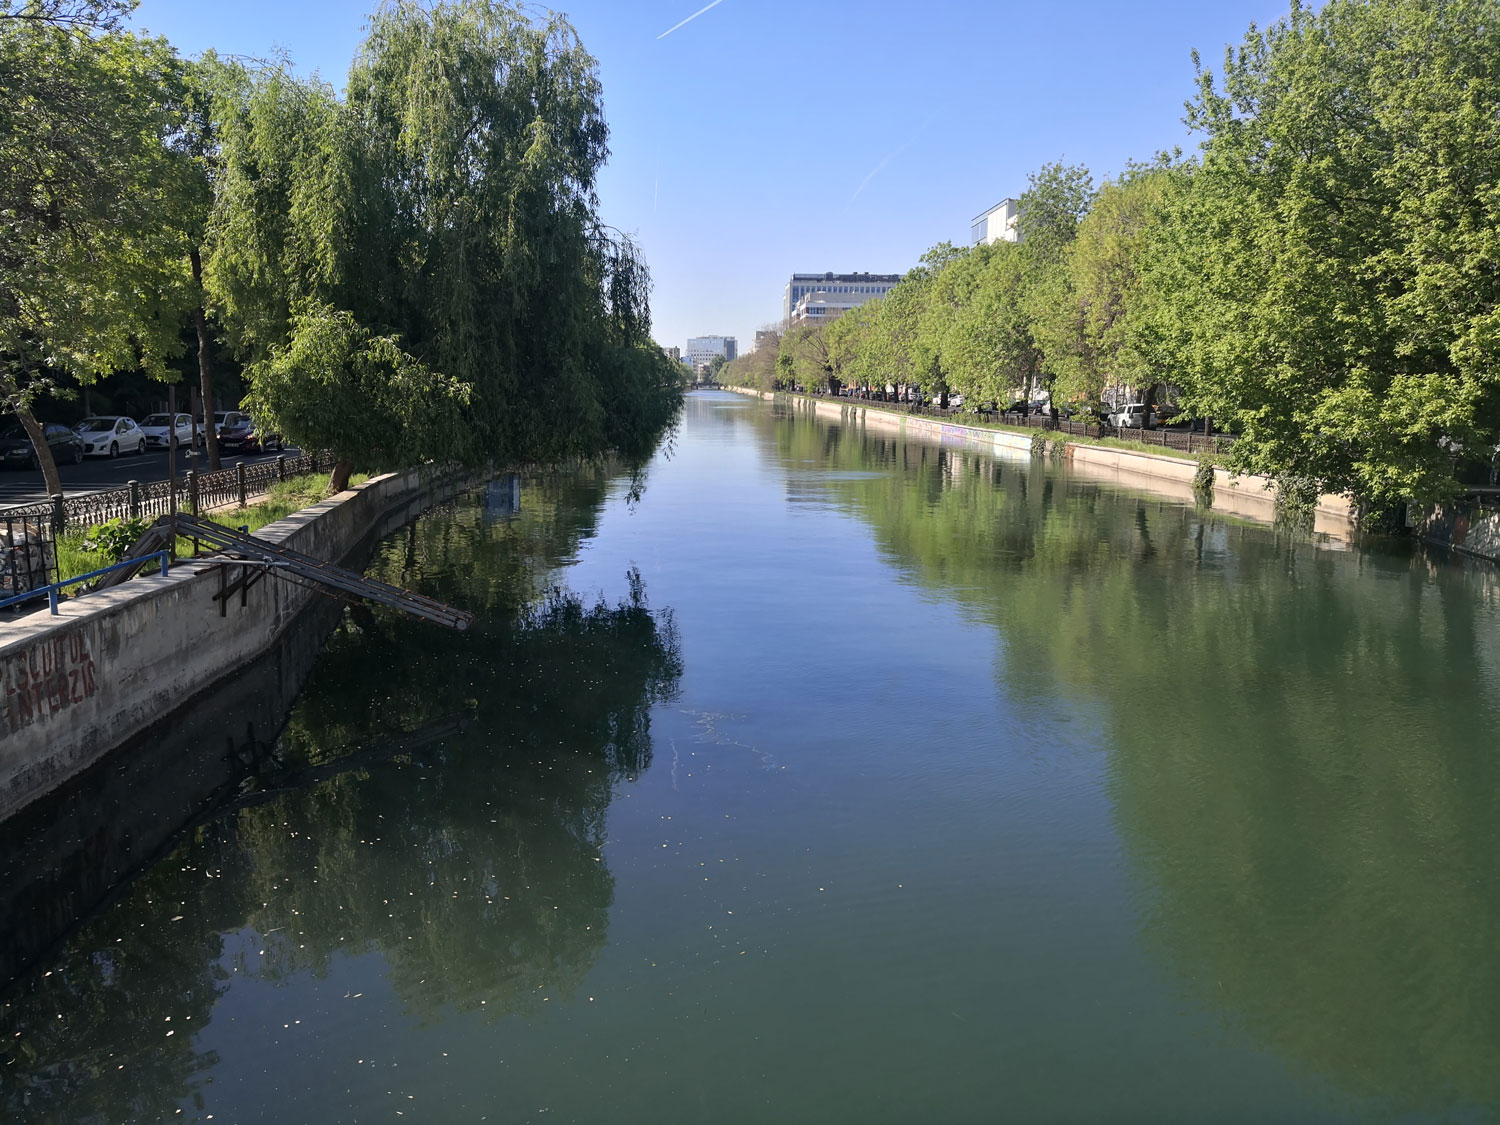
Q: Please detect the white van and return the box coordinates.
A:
[1110,403,1156,429]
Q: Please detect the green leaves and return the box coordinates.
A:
[204,1,682,474]
[1161,0,1500,506]
[248,304,471,470]
[0,7,194,384]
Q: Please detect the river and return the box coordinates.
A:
[4,388,1500,1123]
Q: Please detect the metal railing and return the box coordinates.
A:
[0,451,338,534]
[0,552,170,616]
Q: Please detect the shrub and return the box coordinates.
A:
[80,517,152,564]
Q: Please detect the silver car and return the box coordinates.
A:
[139,412,194,449]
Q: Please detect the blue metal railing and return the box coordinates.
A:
[0,551,171,616]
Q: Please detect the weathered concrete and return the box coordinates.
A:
[0,590,344,985]
[0,467,472,819]
[724,386,1357,540]
[1413,503,1500,564]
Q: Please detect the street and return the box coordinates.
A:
[0,445,305,507]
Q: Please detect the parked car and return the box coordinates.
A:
[219,417,284,454]
[207,410,249,437]
[0,423,84,469]
[139,412,194,450]
[72,416,145,458]
[1109,403,1157,429]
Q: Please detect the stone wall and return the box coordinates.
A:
[724,387,1356,540]
[0,467,471,819]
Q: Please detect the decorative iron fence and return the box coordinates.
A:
[0,451,338,535]
[0,510,57,605]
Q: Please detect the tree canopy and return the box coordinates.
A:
[0,0,684,494]
[206,1,683,486]
[732,0,1500,514]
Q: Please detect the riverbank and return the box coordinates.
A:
[722,386,1356,539]
[0,465,481,819]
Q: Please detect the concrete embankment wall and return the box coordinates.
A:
[0,467,469,819]
[723,386,1356,540]
[1413,504,1500,563]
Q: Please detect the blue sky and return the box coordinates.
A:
[132,0,1284,354]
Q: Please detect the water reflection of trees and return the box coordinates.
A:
[761,407,1500,1113]
[1,479,681,1120]
[240,567,681,1022]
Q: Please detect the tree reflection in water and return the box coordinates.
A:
[739,401,1500,1115]
[0,478,681,1122]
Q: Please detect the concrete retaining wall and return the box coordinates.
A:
[725,386,1356,540]
[1414,504,1500,563]
[0,467,469,819]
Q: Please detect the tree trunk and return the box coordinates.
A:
[329,457,354,493]
[1142,381,1161,426]
[0,373,62,497]
[189,247,222,471]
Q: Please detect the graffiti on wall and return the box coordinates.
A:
[3,633,97,735]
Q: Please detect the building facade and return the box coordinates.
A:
[782,273,902,326]
[971,197,1021,245]
[661,345,681,363]
[685,336,737,368]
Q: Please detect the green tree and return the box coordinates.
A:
[1036,158,1187,410]
[1155,0,1500,507]
[779,321,835,392]
[0,0,194,495]
[206,1,682,491]
[941,242,1043,407]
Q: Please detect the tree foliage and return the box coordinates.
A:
[1147,0,1500,505]
[0,0,195,492]
[745,1,1500,510]
[0,0,682,496]
[205,1,683,484]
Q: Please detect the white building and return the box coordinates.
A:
[782,273,902,326]
[685,336,737,367]
[971,197,1021,245]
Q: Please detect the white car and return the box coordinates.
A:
[72,416,146,458]
[139,412,194,450]
[1110,403,1157,429]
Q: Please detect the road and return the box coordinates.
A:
[0,446,305,508]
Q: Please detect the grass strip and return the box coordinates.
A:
[56,472,369,583]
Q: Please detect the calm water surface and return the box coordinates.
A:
[5,389,1500,1122]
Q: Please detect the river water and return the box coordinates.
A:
[5,389,1500,1123]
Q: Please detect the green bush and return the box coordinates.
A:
[1193,454,1217,508]
[79,517,152,564]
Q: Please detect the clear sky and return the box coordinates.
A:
[131,0,1284,354]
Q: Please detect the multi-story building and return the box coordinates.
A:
[753,330,779,353]
[685,336,737,368]
[782,272,902,326]
[971,197,1022,245]
[661,345,681,363]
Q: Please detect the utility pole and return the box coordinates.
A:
[168,384,178,556]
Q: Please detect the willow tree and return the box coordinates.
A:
[207,0,682,491]
[0,0,192,495]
